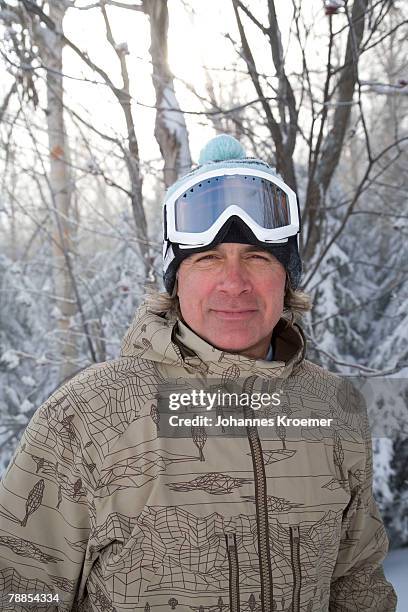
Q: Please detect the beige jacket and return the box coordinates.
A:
[0,305,397,611]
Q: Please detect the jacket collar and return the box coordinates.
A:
[121,303,306,379]
[173,315,306,378]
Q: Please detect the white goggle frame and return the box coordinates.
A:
[164,166,300,250]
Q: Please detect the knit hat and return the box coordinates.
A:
[163,134,302,293]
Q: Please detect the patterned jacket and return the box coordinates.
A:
[0,304,397,611]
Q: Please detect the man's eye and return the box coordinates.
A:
[248,254,269,261]
[196,254,217,262]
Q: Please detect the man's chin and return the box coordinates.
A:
[205,333,258,354]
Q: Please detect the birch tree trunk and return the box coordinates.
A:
[38,2,78,380]
[143,0,192,188]
[17,0,153,282]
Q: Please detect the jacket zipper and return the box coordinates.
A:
[243,376,273,612]
[290,525,301,612]
[225,533,240,612]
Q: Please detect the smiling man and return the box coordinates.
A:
[177,243,286,359]
[0,135,397,611]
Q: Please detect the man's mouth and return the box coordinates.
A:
[210,309,257,319]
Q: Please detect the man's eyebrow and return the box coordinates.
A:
[244,246,272,254]
[193,248,217,255]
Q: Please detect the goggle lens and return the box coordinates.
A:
[174,175,290,233]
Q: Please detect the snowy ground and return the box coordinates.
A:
[383,547,408,610]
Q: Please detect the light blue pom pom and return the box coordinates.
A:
[198,134,246,165]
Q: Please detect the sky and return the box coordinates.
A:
[0,0,385,217]
[61,0,329,163]
[0,0,347,189]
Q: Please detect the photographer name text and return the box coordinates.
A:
[168,415,333,428]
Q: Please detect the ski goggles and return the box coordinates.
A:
[164,167,300,249]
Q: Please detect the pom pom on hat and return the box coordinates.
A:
[198,134,246,165]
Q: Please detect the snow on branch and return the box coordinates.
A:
[72,1,143,10]
[324,0,345,16]
[361,80,408,95]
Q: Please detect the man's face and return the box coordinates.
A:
[177,243,286,360]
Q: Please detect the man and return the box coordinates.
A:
[0,135,397,611]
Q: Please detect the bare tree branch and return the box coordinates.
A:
[72,0,143,10]
[231,0,297,190]
[305,336,408,377]
[303,135,408,288]
[266,0,298,158]
[303,0,369,263]
[0,81,17,123]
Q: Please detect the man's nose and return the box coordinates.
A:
[217,259,251,294]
